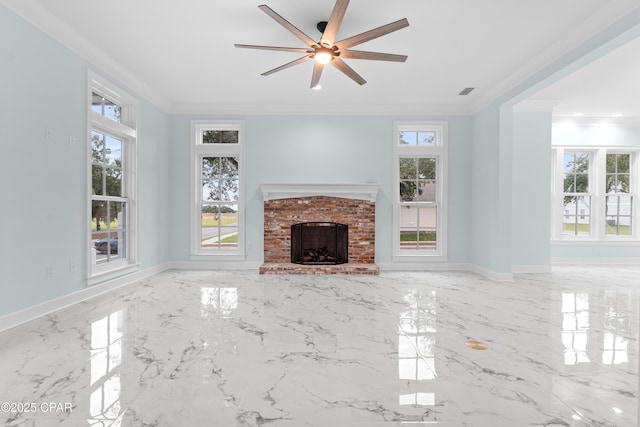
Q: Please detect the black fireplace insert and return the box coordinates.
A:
[291,222,348,265]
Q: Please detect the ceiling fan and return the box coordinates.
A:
[235,0,409,88]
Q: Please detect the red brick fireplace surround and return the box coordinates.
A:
[260,184,379,275]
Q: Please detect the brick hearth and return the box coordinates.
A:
[260,190,378,274]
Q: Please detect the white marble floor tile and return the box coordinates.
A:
[0,266,638,426]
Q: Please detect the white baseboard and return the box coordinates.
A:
[377,262,471,272]
[551,257,640,265]
[378,261,515,282]
[0,263,169,333]
[512,265,553,274]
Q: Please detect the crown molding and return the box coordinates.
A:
[169,102,473,116]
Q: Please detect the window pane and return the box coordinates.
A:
[417,158,436,180]
[91,131,105,163]
[105,167,122,197]
[563,196,590,236]
[92,165,104,196]
[400,206,437,249]
[399,131,417,145]
[202,130,238,144]
[91,92,121,123]
[606,154,630,193]
[417,180,436,202]
[201,204,238,249]
[221,157,239,201]
[202,157,239,202]
[105,136,122,166]
[563,152,589,193]
[605,195,633,236]
[399,181,416,202]
[399,158,436,202]
[399,158,415,179]
[417,131,436,146]
[91,201,126,263]
[92,201,108,233]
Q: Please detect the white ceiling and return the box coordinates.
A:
[525,35,640,119]
[3,0,640,115]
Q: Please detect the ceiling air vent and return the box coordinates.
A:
[458,87,475,95]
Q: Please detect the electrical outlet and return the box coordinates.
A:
[45,128,53,141]
[45,265,53,278]
[69,261,76,273]
[69,136,76,146]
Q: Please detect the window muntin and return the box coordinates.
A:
[88,71,138,279]
[393,122,447,258]
[191,121,244,257]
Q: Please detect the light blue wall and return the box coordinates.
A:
[0,4,171,317]
[512,112,552,266]
[551,123,640,259]
[168,114,473,265]
[470,106,501,271]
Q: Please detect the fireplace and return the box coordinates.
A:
[260,184,379,274]
[291,222,348,265]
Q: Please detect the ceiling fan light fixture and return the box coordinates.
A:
[235,1,409,87]
[314,48,333,64]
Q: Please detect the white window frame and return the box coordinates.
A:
[552,146,638,242]
[87,71,139,283]
[190,120,245,260]
[393,121,448,260]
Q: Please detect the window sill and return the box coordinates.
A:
[88,262,140,286]
[393,253,447,262]
[190,253,246,261]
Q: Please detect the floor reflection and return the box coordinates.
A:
[201,287,238,319]
[398,289,437,411]
[88,310,125,426]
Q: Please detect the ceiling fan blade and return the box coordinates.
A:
[335,18,409,50]
[331,57,366,85]
[341,50,407,62]
[320,0,350,47]
[235,44,313,54]
[258,4,318,48]
[310,61,325,88]
[261,55,313,76]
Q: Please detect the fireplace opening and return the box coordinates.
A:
[291,222,348,265]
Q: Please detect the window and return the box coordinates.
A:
[393,122,447,259]
[552,147,637,241]
[88,72,138,280]
[191,121,244,259]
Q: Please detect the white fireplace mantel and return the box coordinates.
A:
[260,183,379,202]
